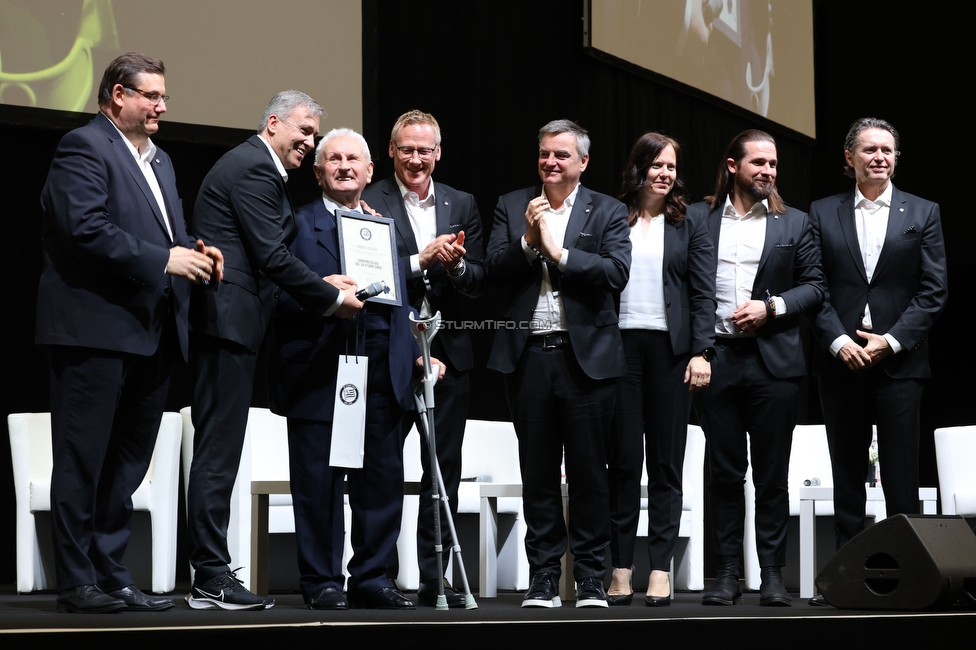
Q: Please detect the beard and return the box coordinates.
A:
[737,173,774,201]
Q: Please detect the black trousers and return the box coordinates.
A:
[186,334,258,582]
[504,341,614,583]
[608,330,692,571]
[818,357,922,549]
[48,335,173,591]
[694,339,799,568]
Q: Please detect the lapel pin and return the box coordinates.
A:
[899,207,905,212]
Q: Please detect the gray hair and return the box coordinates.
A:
[843,117,900,178]
[539,119,590,158]
[314,128,371,165]
[258,90,323,133]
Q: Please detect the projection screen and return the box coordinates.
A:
[0,0,362,132]
[587,0,815,139]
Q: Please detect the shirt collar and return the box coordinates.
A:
[395,174,435,206]
[257,134,289,181]
[854,181,893,209]
[543,183,581,212]
[722,195,768,219]
[321,194,358,216]
[106,117,157,162]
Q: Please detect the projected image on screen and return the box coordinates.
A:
[0,0,117,112]
[589,0,815,138]
[0,0,363,132]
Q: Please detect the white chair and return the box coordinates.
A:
[395,424,423,590]
[743,424,834,590]
[935,426,976,516]
[181,407,417,592]
[180,406,296,592]
[459,419,527,591]
[8,411,182,594]
[636,424,706,592]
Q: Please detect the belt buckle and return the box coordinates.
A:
[542,334,561,350]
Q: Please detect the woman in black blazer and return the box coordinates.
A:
[606,133,716,606]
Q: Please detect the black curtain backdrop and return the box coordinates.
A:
[0,0,971,585]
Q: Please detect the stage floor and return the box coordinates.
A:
[3,583,975,648]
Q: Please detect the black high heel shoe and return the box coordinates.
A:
[645,571,671,607]
[606,566,634,606]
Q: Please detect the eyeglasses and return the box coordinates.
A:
[125,86,169,105]
[281,119,317,138]
[394,144,437,160]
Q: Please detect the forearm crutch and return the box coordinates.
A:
[410,310,477,610]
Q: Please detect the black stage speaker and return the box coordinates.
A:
[816,514,976,610]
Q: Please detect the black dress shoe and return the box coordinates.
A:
[354,586,416,610]
[808,593,830,607]
[644,594,671,607]
[417,579,465,608]
[702,556,742,606]
[759,566,792,606]
[108,585,175,611]
[307,586,348,610]
[57,585,127,614]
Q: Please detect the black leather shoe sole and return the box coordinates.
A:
[645,594,671,607]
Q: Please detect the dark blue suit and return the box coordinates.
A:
[186,135,340,581]
[361,175,486,584]
[487,184,631,583]
[809,186,947,548]
[37,112,195,591]
[691,200,824,568]
[269,198,417,600]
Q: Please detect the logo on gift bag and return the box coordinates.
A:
[339,384,359,405]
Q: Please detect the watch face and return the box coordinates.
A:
[701,347,716,361]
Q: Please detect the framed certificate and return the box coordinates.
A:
[335,209,402,307]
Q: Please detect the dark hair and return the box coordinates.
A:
[97,52,166,106]
[619,132,687,225]
[706,129,785,214]
[842,117,900,178]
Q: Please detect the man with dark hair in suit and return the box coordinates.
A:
[486,119,631,609]
[691,129,824,607]
[807,118,947,605]
[270,128,435,611]
[186,91,362,611]
[38,52,222,613]
[361,110,484,607]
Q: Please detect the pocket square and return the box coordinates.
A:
[579,232,593,237]
[905,225,917,233]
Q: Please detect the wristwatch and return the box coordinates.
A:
[698,347,716,362]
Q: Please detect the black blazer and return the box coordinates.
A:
[809,186,948,379]
[691,200,825,379]
[37,112,195,360]
[269,199,417,421]
[361,175,485,371]
[619,208,717,357]
[486,185,632,381]
[190,135,339,352]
